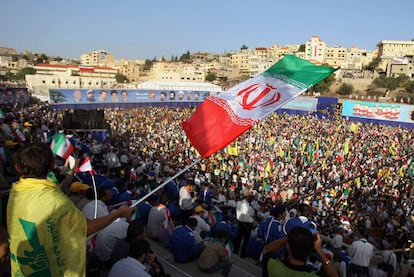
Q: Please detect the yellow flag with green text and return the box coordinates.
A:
[7,178,87,277]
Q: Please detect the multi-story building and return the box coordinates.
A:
[80,49,114,66]
[325,46,348,68]
[116,59,145,82]
[25,63,119,100]
[305,36,327,63]
[151,61,205,82]
[377,40,414,73]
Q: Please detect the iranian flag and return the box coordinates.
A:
[13,129,26,142]
[183,55,337,158]
[50,134,74,159]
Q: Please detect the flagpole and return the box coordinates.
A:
[130,158,201,208]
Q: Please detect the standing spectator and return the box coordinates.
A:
[330,227,344,261]
[198,229,232,276]
[347,226,374,277]
[197,183,213,207]
[234,190,255,258]
[257,204,286,246]
[179,178,197,225]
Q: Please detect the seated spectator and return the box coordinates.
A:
[263,226,339,277]
[170,217,204,263]
[68,181,90,207]
[94,217,129,266]
[198,229,232,277]
[118,182,138,203]
[108,239,151,277]
[82,186,113,219]
[110,219,146,266]
[137,194,160,225]
[147,192,174,242]
[190,205,211,239]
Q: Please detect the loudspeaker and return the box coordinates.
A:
[62,109,108,130]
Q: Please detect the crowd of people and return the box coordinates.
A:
[0,100,413,276]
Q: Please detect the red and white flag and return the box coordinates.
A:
[183,55,337,158]
[75,156,93,174]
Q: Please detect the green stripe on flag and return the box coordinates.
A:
[263,55,338,89]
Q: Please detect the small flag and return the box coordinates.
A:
[0,109,5,119]
[75,156,93,174]
[50,134,74,159]
[13,129,26,142]
[183,55,337,158]
[130,168,137,181]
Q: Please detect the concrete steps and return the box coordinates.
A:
[148,239,263,277]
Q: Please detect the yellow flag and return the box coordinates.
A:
[344,140,349,155]
[7,178,87,276]
[350,122,359,133]
[265,161,271,173]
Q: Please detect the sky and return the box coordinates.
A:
[1,0,413,61]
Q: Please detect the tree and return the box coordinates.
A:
[35,54,49,64]
[337,83,354,95]
[15,67,36,80]
[298,44,306,52]
[179,51,191,63]
[405,80,414,93]
[205,72,216,82]
[115,73,129,83]
[364,56,380,72]
[143,59,154,71]
[313,73,335,94]
[241,45,248,50]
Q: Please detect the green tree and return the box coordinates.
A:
[35,54,49,64]
[364,56,380,71]
[115,73,129,83]
[143,59,154,71]
[241,44,249,50]
[405,80,414,93]
[205,72,216,82]
[298,44,306,52]
[313,73,335,94]
[337,83,354,95]
[15,67,36,80]
[179,51,191,63]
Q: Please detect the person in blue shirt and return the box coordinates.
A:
[118,182,138,203]
[257,204,286,246]
[170,217,204,263]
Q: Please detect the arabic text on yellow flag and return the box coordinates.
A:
[227,145,238,156]
[7,178,87,277]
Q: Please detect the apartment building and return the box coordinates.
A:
[151,61,205,82]
[305,35,327,63]
[80,49,114,66]
[377,40,414,72]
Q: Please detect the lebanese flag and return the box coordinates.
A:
[75,156,93,174]
[50,134,74,159]
[183,55,337,158]
[14,129,26,142]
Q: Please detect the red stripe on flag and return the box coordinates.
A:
[183,99,251,159]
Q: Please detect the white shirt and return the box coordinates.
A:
[191,214,211,234]
[108,256,150,277]
[330,233,344,249]
[236,199,254,223]
[94,218,129,262]
[348,239,374,267]
[82,200,109,219]
[179,186,193,210]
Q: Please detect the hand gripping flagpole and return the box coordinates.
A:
[130,158,201,208]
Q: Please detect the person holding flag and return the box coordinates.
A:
[7,142,135,277]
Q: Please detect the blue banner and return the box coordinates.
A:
[342,100,414,124]
[49,88,210,108]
